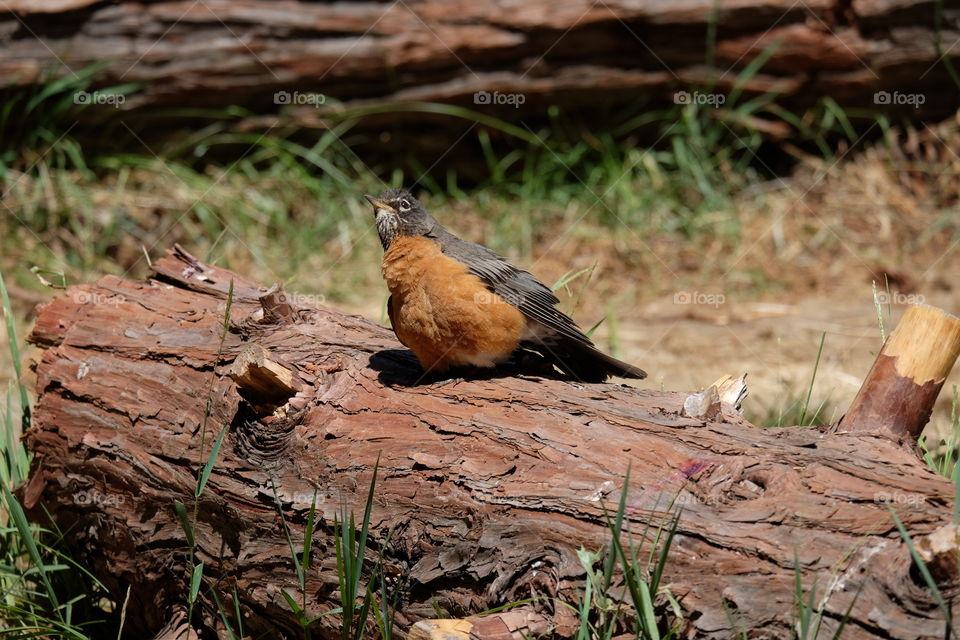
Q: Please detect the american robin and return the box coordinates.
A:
[364,189,647,383]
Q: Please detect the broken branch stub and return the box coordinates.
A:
[840,304,960,443]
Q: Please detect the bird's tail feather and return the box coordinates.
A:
[532,337,647,383]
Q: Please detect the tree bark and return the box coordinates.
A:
[2,0,957,151]
[20,246,960,639]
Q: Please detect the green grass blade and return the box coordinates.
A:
[196,278,234,466]
[794,551,809,638]
[807,577,822,640]
[334,512,344,601]
[232,585,244,639]
[195,424,229,498]
[888,506,953,633]
[306,607,343,624]
[830,581,863,640]
[353,580,375,640]
[0,271,30,432]
[798,332,825,426]
[603,507,656,639]
[209,587,240,640]
[650,509,681,592]
[281,589,305,619]
[637,580,660,640]
[728,40,783,105]
[188,562,203,604]
[351,457,379,598]
[871,280,886,342]
[575,565,593,640]
[329,101,543,146]
[270,479,306,590]
[2,388,14,488]
[335,513,351,640]
[551,266,595,293]
[174,500,195,548]
[602,465,630,589]
[0,272,22,384]
[2,485,59,611]
[953,457,960,524]
[821,97,857,141]
[934,0,960,89]
[301,489,318,583]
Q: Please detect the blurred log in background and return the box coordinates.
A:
[2,0,958,171]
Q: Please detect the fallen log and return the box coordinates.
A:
[20,246,960,639]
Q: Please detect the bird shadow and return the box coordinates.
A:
[369,349,568,387]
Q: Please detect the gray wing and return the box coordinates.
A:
[430,229,594,346]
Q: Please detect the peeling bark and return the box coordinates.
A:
[20,247,960,639]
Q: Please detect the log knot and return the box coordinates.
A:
[231,403,304,466]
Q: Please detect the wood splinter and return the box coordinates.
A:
[840,304,960,443]
[228,343,302,415]
[409,610,553,640]
[683,373,748,420]
[409,619,472,640]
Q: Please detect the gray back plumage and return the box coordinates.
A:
[426,226,594,347]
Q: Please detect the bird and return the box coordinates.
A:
[364,188,647,383]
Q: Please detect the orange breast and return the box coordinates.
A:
[382,236,526,372]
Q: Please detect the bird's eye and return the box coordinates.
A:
[398,199,411,211]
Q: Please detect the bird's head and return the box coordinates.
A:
[364,189,435,249]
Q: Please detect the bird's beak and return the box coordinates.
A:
[364,194,395,213]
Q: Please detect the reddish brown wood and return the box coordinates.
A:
[20,247,960,639]
[840,304,960,443]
